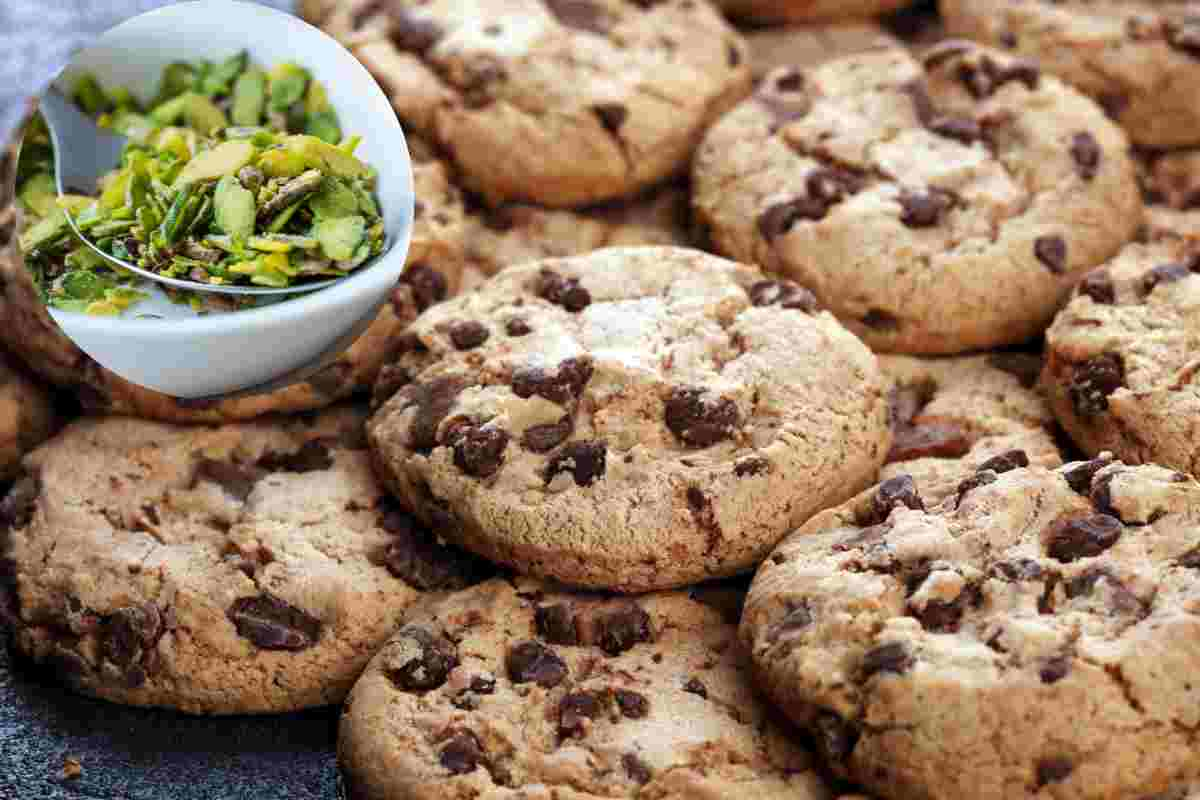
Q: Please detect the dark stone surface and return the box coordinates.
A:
[0,634,340,799]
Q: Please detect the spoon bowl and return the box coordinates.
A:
[35,0,413,398]
[39,86,344,297]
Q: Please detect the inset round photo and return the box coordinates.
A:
[8,0,413,400]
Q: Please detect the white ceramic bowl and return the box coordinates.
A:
[47,0,413,399]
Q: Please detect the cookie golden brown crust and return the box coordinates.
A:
[692,43,1143,354]
[338,577,834,800]
[368,246,891,592]
[743,460,1200,800]
[2,405,493,714]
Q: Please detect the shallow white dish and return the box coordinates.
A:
[45,0,413,399]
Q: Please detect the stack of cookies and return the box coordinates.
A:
[3,2,1200,798]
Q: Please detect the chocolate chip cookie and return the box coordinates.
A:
[714,0,912,25]
[331,0,753,207]
[942,0,1200,148]
[880,352,1063,507]
[742,22,900,82]
[462,183,693,277]
[367,246,891,592]
[0,353,59,482]
[742,459,1200,800]
[1043,232,1200,476]
[338,576,834,799]
[692,42,1142,354]
[0,154,469,423]
[1,405,493,714]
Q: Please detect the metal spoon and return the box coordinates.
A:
[39,85,340,297]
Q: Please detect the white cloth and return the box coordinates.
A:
[0,0,293,146]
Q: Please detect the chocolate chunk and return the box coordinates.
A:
[470,674,496,694]
[888,421,972,463]
[512,357,594,404]
[506,317,532,336]
[400,376,467,453]
[866,475,924,525]
[1064,569,1143,615]
[449,321,489,350]
[452,425,510,478]
[615,689,649,719]
[1078,269,1115,304]
[101,604,162,669]
[930,116,982,145]
[1034,235,1068,274]
[597,605,652,656]
[757,168,862,238]
[748,279,819,312]
[1039,656,1070,684]
[859,642,912,679]
[767,601,813,644]
[439,730,484,775]
[522,418,573,453]
[977,449,1029,475]
[1062,457,1110,495]
[194,459,264,501]
[1166,17,1200,57]
[1177,546,1200,569]
[386,626,458,691]
[774,69,804,92]
[1036,758,1074,788]
[1140,262,1192,296]
[1045,515,1122,562]
[913,585,981,633]
[507,640,568,688]
[558,691,601,739]
[682,677,708,698]
[861,309,899,331]
[956,471,998,507]
[379,504,493,590]
[1068,354,1125,417]
[544,440,607,487]
[390,9,443,53]
[1069,132,1101,180]
[812,710,860,763]
[399,263,448,311]
[733,455,770,477]
[898,189,953,228]
[592,103,627,135]
[991,558,1044,582]
[546,0,611,34]
[622,753,652,784]
[537,270,591,311]
[987,352,1043,389]
[257,440,333,473]
[535,603,578,645]
[228,595,321,651]
[664,387,740,447]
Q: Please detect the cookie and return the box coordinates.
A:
[942,1,1200,148]
[1,150,470,423]
[713,0,912,25]
[336,0,753,207]
[741,459,1200,800]
[462,183,692,276]
[692,42,1143,354]
[1042,232,1200,476]
[880,352,1063,507]
[742,22,899,82]
[1,405,494,714]
[367,246,891,592]
[338,576,834,800]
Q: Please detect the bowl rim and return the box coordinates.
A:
[42,0,413,340]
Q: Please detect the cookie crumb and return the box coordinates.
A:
[61,755,83,781]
